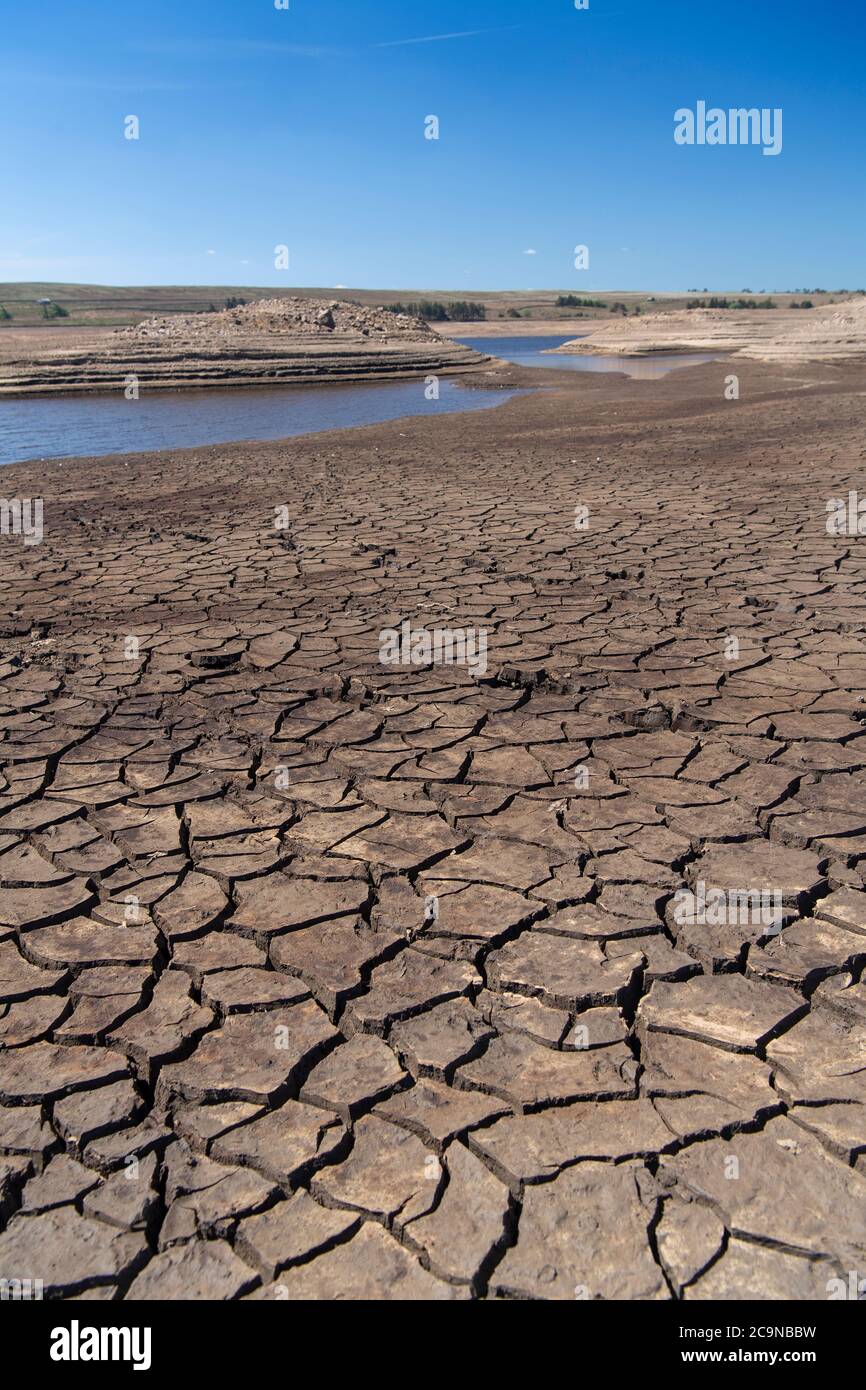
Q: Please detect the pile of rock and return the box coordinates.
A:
[121,298,438,345]
[0,297,487,396]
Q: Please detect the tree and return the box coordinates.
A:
[556,295,605,309]
[384,300,486,322]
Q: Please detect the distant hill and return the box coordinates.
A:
[0,284,851,330]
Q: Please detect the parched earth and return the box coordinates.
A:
[0,357,865,1301]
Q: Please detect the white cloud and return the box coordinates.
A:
[524,248,537,256]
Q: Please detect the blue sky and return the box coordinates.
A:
[2,0,864,290]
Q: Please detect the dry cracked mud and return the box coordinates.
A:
[1,356,865,1300]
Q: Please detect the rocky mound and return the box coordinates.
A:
[0,297,486,397]
[120,297,440,345]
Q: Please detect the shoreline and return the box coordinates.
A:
[2,354,861,481]
[4,350,766,470]
[0,349,491,400]
[0,355,495,401]
[0,369,527,470]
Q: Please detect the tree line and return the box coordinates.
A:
[384,300,487,321]
[686,297,779,310]
[555,295,607,308]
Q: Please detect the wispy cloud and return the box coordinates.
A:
[373,27,519,49]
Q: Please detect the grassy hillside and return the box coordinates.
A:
[0,283,853,330]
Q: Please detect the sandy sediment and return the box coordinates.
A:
[0,297,488,397]
[553,296,866,362]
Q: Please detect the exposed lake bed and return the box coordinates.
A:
[1,342,863,1309]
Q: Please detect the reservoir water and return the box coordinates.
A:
[0,336,718,467]
[0,377,520,467]
[456,334,720,377]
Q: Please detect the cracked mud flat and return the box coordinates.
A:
[1,356,865,1302]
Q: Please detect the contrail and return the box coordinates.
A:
[373,27,520,49]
